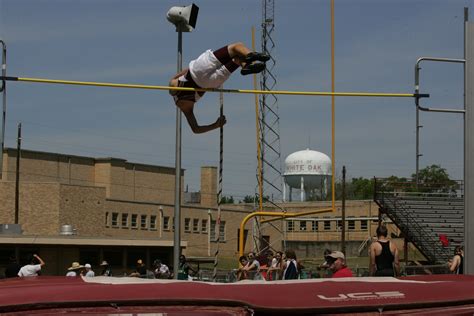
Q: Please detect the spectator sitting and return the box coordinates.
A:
[100,260,112,276]
[153,259,171,279]
[327,251,353,278]
[84,263,95,277]
[18,254,45,277]
[129,259,148,278]
[317,249,332,278]
[66,262,84,277]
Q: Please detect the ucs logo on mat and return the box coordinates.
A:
[317,291,405,301]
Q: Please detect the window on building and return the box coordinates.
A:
[287,221,294,232]
[150,215,157,230]
[163,216,170,231]
[210,220,216,241]
[219,221,226,241]
[348,220,356,230]
[121,213,129,228]
[131,214,138,229]
[361,219,368,230]
[300,221,307,231]
[111,212,119,228]
[201,219,208,233]
[184,218,191,232]
[312,221,318,231]
[140,215,147,229]
[172,217,175,231]
[324,220,331,231]
[105,212,109,227]
[210,220,225,242]
[336,220,343,231]
[193,219,199,233]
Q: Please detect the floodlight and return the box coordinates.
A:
[166,3,199,32]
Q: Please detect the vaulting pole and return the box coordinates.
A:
[213,88,224,282]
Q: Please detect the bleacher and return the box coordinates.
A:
[374,179,464,264]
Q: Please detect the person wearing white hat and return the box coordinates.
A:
[327,251,353,278]
[84,263,95,277]
[66,262,84,277]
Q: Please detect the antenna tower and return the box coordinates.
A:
[258,0,282,204]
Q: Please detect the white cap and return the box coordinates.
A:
[85,263,91,269]
[327,251,345,260]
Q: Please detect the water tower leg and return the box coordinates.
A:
[300,176,305,202]
[283,182,287,202]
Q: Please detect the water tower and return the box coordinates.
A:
[283,148,332,202]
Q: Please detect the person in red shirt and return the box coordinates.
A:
[327,251,353,278]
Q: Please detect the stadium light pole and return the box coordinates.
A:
[166,3,199,280]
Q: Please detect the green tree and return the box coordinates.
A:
[219,196,235,204]
[411,164,458,194]
[242,195,255,203]
[350,177,375,199]
[240,194,270,204]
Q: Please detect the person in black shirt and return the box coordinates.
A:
[449,246,464,274]
[369,225,400,277]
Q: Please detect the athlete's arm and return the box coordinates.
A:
[392,245,400,276]
[368,244,377,276]
[177,100,226,134]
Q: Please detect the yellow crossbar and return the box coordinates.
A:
[4,76,427,98]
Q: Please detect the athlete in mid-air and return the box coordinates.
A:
[169,42,269,134]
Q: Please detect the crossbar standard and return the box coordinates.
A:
[1,76,429,98]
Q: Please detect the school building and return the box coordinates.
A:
[0,148,386,276]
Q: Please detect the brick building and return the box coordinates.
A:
[0,148,383,276]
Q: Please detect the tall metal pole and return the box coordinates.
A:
[173,30,183,280]
[464,10,473,275]
[341,166,346,254]
[14,122,21,224]
[0,41,6,180]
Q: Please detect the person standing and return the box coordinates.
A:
[369,225,400,277]
[18,254,45,277]
[177,255,196,280]
[267,251,283,281]
[327,251,353,278]
[242,252,262,280]
[282,249,299,280]
[448,246,464,274]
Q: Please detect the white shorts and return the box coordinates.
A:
[189,49,232,88]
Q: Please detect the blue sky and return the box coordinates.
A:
[0,0,470,200]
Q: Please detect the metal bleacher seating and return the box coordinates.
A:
[374,179,464,264]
